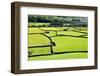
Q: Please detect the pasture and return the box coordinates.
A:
[28,24,88,61]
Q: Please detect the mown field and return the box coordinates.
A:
[28,23,88,61]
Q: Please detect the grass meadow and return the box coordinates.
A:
[28,23,88,61]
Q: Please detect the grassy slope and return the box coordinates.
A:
[28,27,88,60]
[52,36,87,52]
[28,34,51,55]
[29,53,88,60]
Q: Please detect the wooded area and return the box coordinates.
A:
[28,15,88,27]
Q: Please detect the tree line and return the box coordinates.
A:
[28,15,88,27]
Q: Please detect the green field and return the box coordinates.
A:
[28,25,88,61]
[29,53,88,60]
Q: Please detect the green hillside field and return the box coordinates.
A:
[28,25,88,61]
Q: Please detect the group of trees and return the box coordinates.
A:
[28,15,88,27]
